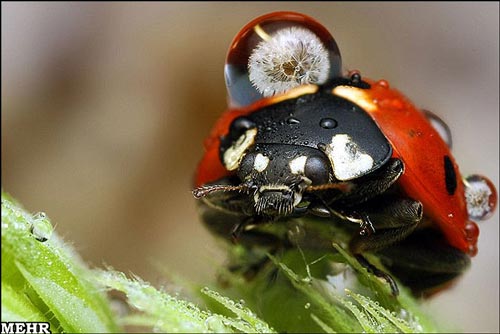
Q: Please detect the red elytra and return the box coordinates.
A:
[355,79,478,256]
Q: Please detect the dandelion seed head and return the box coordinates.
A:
[248,27,330,97]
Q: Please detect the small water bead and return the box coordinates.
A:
[349,70,362,84]
[376,79,389,88]
[465,221,479,241]
[422,109,453,148]
[33,212,46,219]
[205,315,227,332]
[30,212,53,242]
[301,277,312,284]
[304,302,311,309]
[319,117,337,129]
[286,116,301,125]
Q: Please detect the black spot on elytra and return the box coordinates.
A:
[444,155,457,195]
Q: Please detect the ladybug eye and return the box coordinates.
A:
[304,154,331,185]
[225,11,342,107]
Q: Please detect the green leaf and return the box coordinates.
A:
[200,287,275,333]
[95,269,275,333]
[1,283,49,323]
[346,289,414,333]
[1,192,119,333]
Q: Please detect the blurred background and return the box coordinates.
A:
[2,2,498,332]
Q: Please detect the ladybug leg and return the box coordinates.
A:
[354,253,400,296]
[377,228,471,296]
[311,158,404,218]
[341,195,423,296]
[348,195,423,253]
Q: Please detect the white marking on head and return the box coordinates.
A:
[289,156,308,175]
[223,128,257,171]
[324,134,374,181]
[253,153,270,172]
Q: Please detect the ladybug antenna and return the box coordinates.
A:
[192,184,251,199]
[305,182,353,193]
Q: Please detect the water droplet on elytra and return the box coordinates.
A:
[376,79,389,88]
[286,117,301,125]
[319,118,337,129]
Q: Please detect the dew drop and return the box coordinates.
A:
[319,117,337,129]
[464,174,497,220]
[286,116,301,125]
[225,12,342,107]
[399,309,409,320]
[30,212,53,242]
[465,221,479,241]
[301,277,312,284]
[33,212,46,219]
[205,315,225,331]
[304,302,311,309]
[350,70,361,83]
[376,79,389,88]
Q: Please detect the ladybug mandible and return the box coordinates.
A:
[193,11,497,295]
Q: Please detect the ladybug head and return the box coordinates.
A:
[193,141,351,218]
[234,144,332,216]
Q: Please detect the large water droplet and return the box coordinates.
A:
[225,12,342,107]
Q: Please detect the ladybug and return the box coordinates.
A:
[193,11,497,295]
